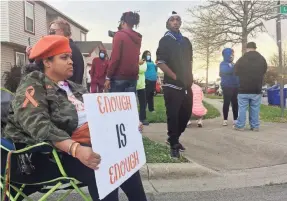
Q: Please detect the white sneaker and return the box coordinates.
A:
[233,120,237,125]
[223,120,228,126]
[197,119,203,127]
[187,120,192,127]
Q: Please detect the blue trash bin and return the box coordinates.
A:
[267,85,279,105]
[267,84,286,106]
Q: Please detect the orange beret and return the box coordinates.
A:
[29,35,72,61]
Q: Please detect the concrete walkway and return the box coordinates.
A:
[143,98,287,172]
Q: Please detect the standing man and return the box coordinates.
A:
[104,12,142,93]
[90,50,109,93]
[49,20,84,84]
[26,20,84,85]
[104,11,147,201]
[234,42,267,131]
[156,11,193,158]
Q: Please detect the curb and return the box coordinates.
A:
[140,163,220,180]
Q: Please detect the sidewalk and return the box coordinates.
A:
[143,98,287,172]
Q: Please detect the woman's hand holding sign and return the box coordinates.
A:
[76,146,101,170]
[138,122,143,133]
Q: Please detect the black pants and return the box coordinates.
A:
[1,151,118,201]
[163,87,193,146]
[87,82,91,92]
[137,89,147,121]
[145,80,156,112]
[222,87,238,120]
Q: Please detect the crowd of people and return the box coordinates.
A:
[1,8,268,201]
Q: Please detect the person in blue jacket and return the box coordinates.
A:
[143,51,158,112]
[219,48,239,126]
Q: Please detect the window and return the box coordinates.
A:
[15,52,26,66]
[81,32,86,41]
[25,1,35,33]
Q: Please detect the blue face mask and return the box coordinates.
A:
[99,53,105,58]
[146,55,151,61]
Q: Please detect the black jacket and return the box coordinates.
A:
[68,39,84,84]
[234,51,267,94]
[156,34,193,90]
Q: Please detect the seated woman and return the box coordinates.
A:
[2,35,143,201]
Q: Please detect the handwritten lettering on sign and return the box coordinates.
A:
[83,93,146,200]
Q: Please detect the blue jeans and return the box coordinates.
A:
[110,80,137,93]
[236,94,262,129]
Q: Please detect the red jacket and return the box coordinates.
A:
[107,29,142,80]
[90,57,108,84]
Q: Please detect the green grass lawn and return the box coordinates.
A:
[143,137,188,163]
[146,96,220,123]
[205,94,223,99]
[260,104,287,123]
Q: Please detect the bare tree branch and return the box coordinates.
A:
[191,0,277,54]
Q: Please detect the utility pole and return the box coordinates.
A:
[205,46,209,94]
[276,0,285,117]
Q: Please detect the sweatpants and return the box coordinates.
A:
[145,80,156,112]
[137,89,147,121]
[163,87,193,146]
[222,87,238,120]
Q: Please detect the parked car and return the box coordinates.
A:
[262,85,268,97]
[206,83,217,94]
[154,77,162,96]
[215,85,223,96]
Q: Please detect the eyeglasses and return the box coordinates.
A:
[49,28,61,35]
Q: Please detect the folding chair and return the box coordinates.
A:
[1,88,92,201]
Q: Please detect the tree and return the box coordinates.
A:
[263,69,279,86]
[270,49,287,71]
[2,65,22,93]
[184,9,225,92]
[198,0,276,54]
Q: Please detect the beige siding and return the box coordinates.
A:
[70,23,81,41]
[1,44,15,86]
[8,1,47,47]
[86,49,100,65]
[0,0,9,42]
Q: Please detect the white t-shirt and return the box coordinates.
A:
[58,81,87,128]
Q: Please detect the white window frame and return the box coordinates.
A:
[24,1,35,33]
[15,52,26,66]
[80,32,87,41]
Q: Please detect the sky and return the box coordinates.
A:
[45,0,284,82]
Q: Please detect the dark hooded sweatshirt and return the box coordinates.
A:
[234,51,267,94]
[156,32,193,90]
[107,29,142,80]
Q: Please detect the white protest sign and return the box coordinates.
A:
[83,93,146,200]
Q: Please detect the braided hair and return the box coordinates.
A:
[120,11,140,28]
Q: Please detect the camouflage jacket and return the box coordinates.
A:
[4,71,88,145]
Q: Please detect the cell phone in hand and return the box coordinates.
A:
[108,30,116,38]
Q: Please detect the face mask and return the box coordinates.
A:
[146,55,151,61]
[99,53,105,58]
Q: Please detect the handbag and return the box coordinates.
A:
[71,123,91,145]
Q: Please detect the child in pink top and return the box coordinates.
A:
[187,83,207,127]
